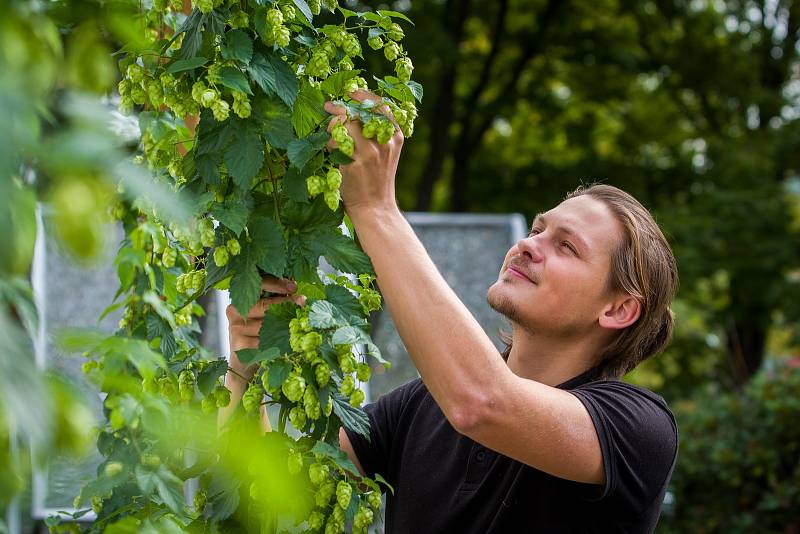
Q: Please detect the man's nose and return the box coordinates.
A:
[516,234,544,263]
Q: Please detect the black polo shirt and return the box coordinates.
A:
[345,367,678,533]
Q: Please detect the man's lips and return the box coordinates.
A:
[506,265,535,283]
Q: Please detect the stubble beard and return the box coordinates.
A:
[486,281,534,335]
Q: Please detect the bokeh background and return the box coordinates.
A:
[2,0,799,531]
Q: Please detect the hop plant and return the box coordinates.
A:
[340,375,355,396]
[330,123,354,157]
[242,382,263,413]
[226,238,241,256]
[349,389,365,407]
[315,480,335,507]
[213,246,229,267]
[306,174,326,197]
[395,57,414,83]
[308,462,329,486]
[280,4,296,22]
[343,34,361,57]
[335,481,352,510]
[314,362,331,387]
[282,373,306,402]
[384,41,400,61]
[289,406,307,429]
[288,449,303,474]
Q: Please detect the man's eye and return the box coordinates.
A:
[561,241,577,254]
[529,228,542,236]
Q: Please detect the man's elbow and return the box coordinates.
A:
[446,389,497,437]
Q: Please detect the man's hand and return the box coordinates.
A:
[219,276,305,427]
[324,90,404,214]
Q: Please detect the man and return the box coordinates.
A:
[225,91,679,533]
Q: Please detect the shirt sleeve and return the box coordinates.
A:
[343,379,422,482]
[568,380,678,514]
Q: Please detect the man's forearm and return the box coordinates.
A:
[348,204,509,426]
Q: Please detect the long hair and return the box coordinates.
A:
[501,184,679,379]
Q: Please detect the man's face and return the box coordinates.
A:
[487,195,623,337]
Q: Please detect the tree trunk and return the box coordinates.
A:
[724,308,767,385]
[414,0,471,211]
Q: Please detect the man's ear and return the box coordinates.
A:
[598,295,641,330]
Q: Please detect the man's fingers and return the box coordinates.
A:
[324,101,347,116]
[261,276,296,295]
[347,89,382,105]
[233,318,262,337]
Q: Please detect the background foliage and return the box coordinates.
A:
[1,0,799,531]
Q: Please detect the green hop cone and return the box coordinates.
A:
[395,57,413,83]
[289,406,307,429]
[104,461,124,477]
[315,480,335,507]
[191,81,206,103]
[384,41,400,61]
[141,453,161,469]
[288,450,303,475]
[339,375,355,396]
[213,385,231,408]
[308,462,329,486]
[349,388,365,407]
[356,362,372,382]
[314,362,331,387]
[306,174,326,197]
[212,99,230,121]
[367,491,382,510]
[367,36,382,50]
[161,246,176,268]
[242,382,263,413]
[307,50,331,78]
[354,505,374,528]
[266,7,283,26]
[200,88,218,108]
[335,481,352,510]
[309,510,325,530]
[300,331,323,352]
[127,63,144,83]
[326,168,343,190]
[339,56,354,71]
[343,34,361,57]
[282,373,306,402]
[275,25,291,47]
[343,77,360,95]
[201,395,216,414]
[226,238,241,256]
[377,119,396,144]
[322,0,337,11]
[362,119,378,139]
[304,387,322,419]
[339,354,356,373]
[323,190,340,211]
[280,4,296,22]
[332,504,345,523]
[194,0,213,13]
[308,0,321,15]
[213,246,229,267]
[388,22,405,41]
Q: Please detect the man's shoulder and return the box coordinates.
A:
[571,378,672,414]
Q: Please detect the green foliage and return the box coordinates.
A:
[58,0,423,532]
[660,360,800,533]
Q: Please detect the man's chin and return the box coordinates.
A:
[487,284,523,324]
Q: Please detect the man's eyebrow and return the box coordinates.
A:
[530,213,590,253]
